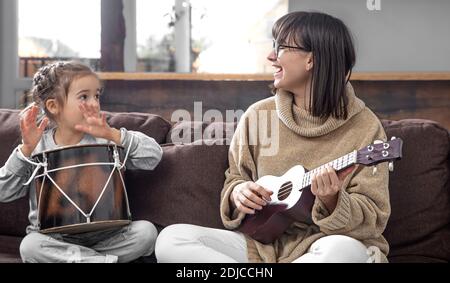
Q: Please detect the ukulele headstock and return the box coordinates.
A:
[357,137,403,167]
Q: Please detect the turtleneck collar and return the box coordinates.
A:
[275,83,366,137]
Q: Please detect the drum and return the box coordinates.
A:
[32,144,132,234]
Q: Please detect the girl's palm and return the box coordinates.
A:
[20,105,49,153]
[75,103,111,139]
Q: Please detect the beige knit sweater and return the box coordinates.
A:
[220,84,390,263]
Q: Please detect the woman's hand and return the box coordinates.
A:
[20,105,49,157]
[230,181,273,214]
[74,103,121,145]
[311,165,356,213]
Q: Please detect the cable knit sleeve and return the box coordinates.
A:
[311,118,391,242]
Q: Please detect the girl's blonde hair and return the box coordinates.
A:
[26,61,99,120]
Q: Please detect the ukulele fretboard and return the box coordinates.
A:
[301,150,357,190]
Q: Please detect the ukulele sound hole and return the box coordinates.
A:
[278,181,293,201]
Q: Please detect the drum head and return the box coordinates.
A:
[39,220,131,234]
[33,144,131,234]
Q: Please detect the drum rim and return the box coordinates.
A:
[31,143,125,158]
[39,220,132,234]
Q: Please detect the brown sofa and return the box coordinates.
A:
[0,109,449,263]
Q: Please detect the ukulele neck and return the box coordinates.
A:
[301,150,357,190]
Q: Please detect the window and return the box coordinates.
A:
[17,0,288,75]
[136,0,175,72]
[18,0,101,77]
[136,0,288,73]
[191,0,287,73]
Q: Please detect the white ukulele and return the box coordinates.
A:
[237,138,403,244]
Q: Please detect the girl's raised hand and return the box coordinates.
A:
[20,105,49,157]
[75,103,121,144]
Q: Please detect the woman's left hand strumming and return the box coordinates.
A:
[311,165,356,213]
[75,103,121,145]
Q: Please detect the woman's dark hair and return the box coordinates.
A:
[272,11,356,120]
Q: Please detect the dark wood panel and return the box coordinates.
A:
[101,79,450,129]
[351,81,450,129]
[101,80,273,121]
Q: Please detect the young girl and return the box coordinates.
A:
[155,11,390,263]
[0,61,163,263]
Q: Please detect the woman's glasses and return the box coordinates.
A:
[273,40,308,57]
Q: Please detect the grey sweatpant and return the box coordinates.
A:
[20,220,157,263]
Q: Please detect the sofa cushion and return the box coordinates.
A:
[381,119,450,262]
[0,235,22,263]
[0,198,29,237]
[126,140,229,229]
[0,110,23,167]
[105,111,171,144]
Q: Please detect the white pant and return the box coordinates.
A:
[155,224,373,263]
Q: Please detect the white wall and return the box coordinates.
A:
[289,0,450,71]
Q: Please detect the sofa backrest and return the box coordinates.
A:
[126,140,230,230]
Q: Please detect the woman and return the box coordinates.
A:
[155,11,390,263]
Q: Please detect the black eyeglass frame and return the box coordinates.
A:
[273,40,309,57]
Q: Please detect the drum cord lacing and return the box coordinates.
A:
[19,135,134,223]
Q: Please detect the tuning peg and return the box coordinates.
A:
[388,161,394,172]
[368,140,383,152]
[372,166,378,175]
